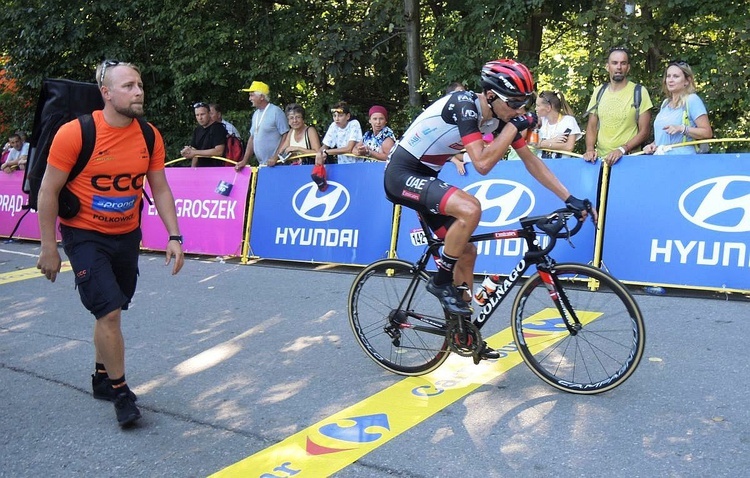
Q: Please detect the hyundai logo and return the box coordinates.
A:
[463,179,534,227]
[292,181,350,222]
[679,176,750,233]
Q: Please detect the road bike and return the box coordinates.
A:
[347,207,645,394]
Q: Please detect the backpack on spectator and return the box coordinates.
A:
[24,78,154,218]
[224,134,244,164]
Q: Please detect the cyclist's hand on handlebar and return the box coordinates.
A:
[565,195,598,223]
[509,112,538,132]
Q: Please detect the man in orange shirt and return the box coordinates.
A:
[36,60,184,428]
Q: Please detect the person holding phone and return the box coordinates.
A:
[534,90,582,158]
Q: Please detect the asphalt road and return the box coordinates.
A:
[1,240,749,477]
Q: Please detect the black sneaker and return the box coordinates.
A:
[426,277,473,316]
[114,392,141,428]
[92,375,137,402]
[473,341,501,364]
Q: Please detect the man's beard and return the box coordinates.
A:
[114,103,144,118]
[611,73,626,83]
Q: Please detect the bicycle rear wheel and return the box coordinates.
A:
[511,263,645,394]
[348,259,450,376]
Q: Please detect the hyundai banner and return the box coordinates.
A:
[603,154,750,290]
[395,159,600,274]
[249,163,392,264]
[141,167,251,256]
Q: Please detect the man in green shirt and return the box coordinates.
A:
[583,47,653,166]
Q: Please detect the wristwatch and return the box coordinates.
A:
[169,235,183,244]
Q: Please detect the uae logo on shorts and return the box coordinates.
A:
[678,175,750,232]
[463,179,535,227]
[292,181,350,222]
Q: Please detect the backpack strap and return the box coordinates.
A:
[70,114,96,183]
[585,82,609,117]
[136,117,156,157]
[633,83,642,125]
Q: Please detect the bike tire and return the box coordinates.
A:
[511,263,645,394]
[348,259,451,376]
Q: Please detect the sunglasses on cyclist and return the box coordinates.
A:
[490,90,534,110]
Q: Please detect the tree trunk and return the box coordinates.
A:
[404,0,421,107]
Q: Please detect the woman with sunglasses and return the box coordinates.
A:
[383,59,596,360]
[643,61,712,155]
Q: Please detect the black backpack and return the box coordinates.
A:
[23,79,154,218]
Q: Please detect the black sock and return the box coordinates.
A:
[434,252,458,285]
[94,363,108,380]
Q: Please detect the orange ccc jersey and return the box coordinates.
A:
[48,110,166,234]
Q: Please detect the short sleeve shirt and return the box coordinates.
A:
[250,103,289,164]
[587,81,653,156]
[48,110,166,234]
[322,119,363,163]
[653,94,708,155]
[191,122,227,167]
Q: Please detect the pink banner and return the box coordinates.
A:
[141,167,251,256]
[0,172,53,240]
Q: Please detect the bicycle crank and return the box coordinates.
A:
[447,318,482,357]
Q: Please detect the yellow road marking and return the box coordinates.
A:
[0,263,72,285]
[210,309,585,477]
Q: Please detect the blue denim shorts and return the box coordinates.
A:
[60,225,141,319]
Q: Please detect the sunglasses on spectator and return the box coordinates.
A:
[669,60,689,67]
[99,60,121,84]
[193,102,209,109]
[490,90,534,110]
[330,108,347,114]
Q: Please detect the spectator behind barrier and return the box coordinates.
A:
[534,90,582,158]
[316,101,362,165]
[642,61,713,155]
[181,101,227,167]
[209,103,241,139]
[355,105,396,162]
[1,133,28,173]
[235,80,289,169]
[276,103,321,166]
[583,46,653,166]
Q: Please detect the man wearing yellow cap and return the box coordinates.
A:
[235,81,289,168]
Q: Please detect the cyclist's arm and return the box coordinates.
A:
[468,123,517,175]
[516,142,570,201]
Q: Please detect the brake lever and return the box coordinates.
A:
[562,213,576,249]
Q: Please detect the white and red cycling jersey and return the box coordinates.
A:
[395,90,500,171]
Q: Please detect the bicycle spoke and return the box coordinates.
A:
[512,263,645,394]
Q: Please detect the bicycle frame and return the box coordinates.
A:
[411,213,574,332]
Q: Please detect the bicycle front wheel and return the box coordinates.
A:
[511,263,645,394]
[348,259,450,376]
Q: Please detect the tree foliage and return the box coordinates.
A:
[1,0,748,158]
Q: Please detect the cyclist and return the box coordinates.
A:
[384,59,596,354]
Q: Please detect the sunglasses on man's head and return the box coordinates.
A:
[99,60,121,85]
[193,102,209,109]
[330,108,346,114]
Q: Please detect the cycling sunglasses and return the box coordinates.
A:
[491,90,535,110]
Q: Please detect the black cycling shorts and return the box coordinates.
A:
[60,225,141,319]
[384,147,459,238]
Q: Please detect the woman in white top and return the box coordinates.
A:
[533,90,582,158]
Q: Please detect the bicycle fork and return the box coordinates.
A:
[537,267,581,336]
